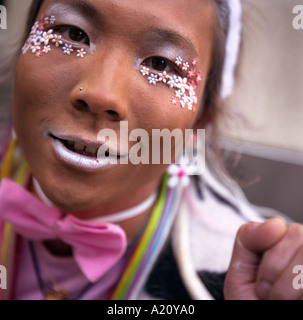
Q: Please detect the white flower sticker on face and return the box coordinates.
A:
[22,14,87,59]
[140,57,202,112]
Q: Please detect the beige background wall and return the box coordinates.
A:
[219,0,303,221]
[220,0,303,163]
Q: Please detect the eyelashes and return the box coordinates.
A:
[142,56,185,77]
[52,25,90,46]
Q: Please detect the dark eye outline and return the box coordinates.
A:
[142,56,184,76]
[50,25,90,46]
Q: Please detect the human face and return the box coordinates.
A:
[13,0,215,215]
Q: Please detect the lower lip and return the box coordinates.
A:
[50,138,115,172]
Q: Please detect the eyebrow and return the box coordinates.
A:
[140,28,199,57]
[48,0,198,57]
[49,0,103,23]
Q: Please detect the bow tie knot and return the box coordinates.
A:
[0,178,127,282]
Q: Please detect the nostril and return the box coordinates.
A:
[74,100,89,112]
[106,110,119,118]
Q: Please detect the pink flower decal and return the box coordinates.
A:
[187,68,196,79]
[171,97,178,105]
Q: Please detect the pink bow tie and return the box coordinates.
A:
[0,178,127,283]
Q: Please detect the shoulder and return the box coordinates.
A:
[144,166,265,300]
[144,237,227,300]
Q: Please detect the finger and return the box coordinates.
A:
[224,223,262,299]
[224,217,287,300]
[256,223,303,299]
[267,245,303,300]
[238,217,288,254]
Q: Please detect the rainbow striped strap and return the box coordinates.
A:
[0,137,29,300]
[0,138,17,181]
[110,174,182,300]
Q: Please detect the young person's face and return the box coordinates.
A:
[12,0,215,212]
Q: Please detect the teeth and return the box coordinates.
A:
[63,139,100,157]
[84,145,98,155]
[74,142,85,151]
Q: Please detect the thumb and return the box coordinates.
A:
[224,217,287,300]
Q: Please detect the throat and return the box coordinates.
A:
[43,239,73,257]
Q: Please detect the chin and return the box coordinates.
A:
[41,183,101,213]
[52,196,98,213]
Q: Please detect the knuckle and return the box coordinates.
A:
[287,224,303,242]
[259,260,281,280]
[269,290,289,300]
[260,251,283,279]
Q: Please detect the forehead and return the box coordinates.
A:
[41,0,215,58]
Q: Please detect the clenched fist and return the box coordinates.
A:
[224,217,303,300]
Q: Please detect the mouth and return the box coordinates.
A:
[50,134,112,158]
[48,133,122,171]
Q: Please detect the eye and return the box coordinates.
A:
[53,25,90,45]
[69,27,87,43]
[151,57,168,71]
[143,56,176,74]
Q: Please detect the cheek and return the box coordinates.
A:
[131,86,198,164]
[13,53,75,130]
[133,85,195,132]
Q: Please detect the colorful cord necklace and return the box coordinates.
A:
[109,173,181,300]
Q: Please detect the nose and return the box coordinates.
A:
[70,49,130,121]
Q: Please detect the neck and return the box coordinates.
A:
[31,178,161,255]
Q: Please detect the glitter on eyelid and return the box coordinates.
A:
[140,57,201,112]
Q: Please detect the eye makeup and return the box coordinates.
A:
[22,14,88,58]
[140,56,201,112]
[22,13,201,112]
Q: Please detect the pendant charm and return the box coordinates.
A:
[45,287,69,300]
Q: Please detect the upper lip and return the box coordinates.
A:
[48,132,125,157]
